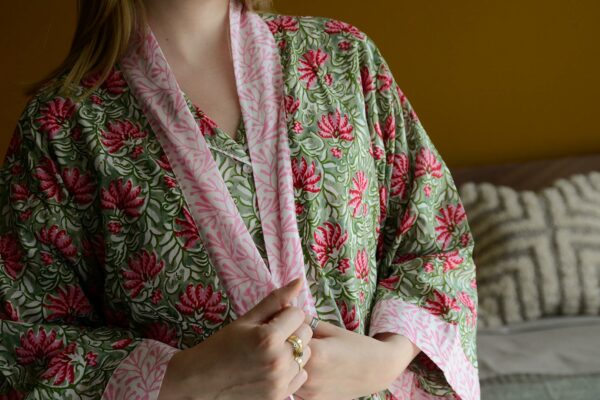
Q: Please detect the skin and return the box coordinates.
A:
[145,0,242,138]
[146,1,423,398]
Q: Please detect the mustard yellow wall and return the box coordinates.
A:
[1,1,599,167]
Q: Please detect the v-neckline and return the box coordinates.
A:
[181,91,244,144]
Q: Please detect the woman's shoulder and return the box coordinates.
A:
[17,68,129,134]
[257,11,381,55]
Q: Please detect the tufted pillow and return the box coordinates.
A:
[459,171,600,328]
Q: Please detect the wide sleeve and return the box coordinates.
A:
[359,37,480,399]
[0,91,178,399]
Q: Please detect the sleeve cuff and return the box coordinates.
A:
[102,339,180,400]
[369,298,480,400]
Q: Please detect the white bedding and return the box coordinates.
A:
[477,316,600,380]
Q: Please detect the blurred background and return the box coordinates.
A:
[2,2,600,399]
[1,0,599,166]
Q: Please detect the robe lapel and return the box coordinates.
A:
[119,0,316,318]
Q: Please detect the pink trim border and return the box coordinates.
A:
[102,339,179,400]
[119,0,315,319]
[369,299,480,400]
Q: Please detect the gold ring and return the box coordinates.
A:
[286,334,303,360]
[294,355,303,372]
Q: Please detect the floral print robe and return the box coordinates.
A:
[0,3,479,399]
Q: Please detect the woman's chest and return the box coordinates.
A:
[83,74,383,347]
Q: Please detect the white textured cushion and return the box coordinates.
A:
[459,172,600,328]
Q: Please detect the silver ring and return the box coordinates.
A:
[309,316,320,331]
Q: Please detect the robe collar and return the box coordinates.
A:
[119,0,316,318]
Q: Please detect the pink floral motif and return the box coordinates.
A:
[349,171,368,217]
[38,225,78,260]
[437,250,464,272]
[10,183,29,202]
[396,210,417,236]
[100,178,145,218]
[382,114,396,142]
[191,104,218,136]
[434,204,467,250]
[424,290,461,318]
[355,248,369,281]
[377,68,393,92]
[317,109,354,141]
[175,283,227,324]
[415,148,443,179]
[266,15,299,34]
[337,258,350,274]
[1,300,20,321]
[292,157,321,193]
[371,145,384,160]
[324,20,364,39]
[284,95,300,115]
[62,167,96,204]
[100,120,147,157]
[424,184,432,198]
[82,68,127,95]
[457,291,476,314]
[156,154,173,172]
[378,185,388,224]
[391,153,410,199]
[457,291,478,327]
[40,342,78,385]
[0,234,24,280]
[151,288,163,305]
[44,285,93,322]
[361,66,375,94]
[144,322,179,347]
[460,232,472,247]
[338,41,352,51]
[122,250,164,298]
[175,208,201,249]
[111,338,133,350]
[0,388,25,400]
[310,222,348,267]
[299,49,328,89]
[34,98,76,139]
[85,351,98,366]
[102,69,128,94]
[15,328,64,365]
[339,301,360,331]
[34,157,63,202]
[393,252,418,265]
[330,147,343,158]
[293,121,303,133]
[378,275,400,291]
[164,176,177,188]
[107,221,122,234]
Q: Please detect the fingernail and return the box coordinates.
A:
[286,277,301,287]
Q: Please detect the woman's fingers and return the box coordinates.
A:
[243,278,303,324]
[267,305,306,341]
[285,367,308,398]
[282,323,312,382]
[285,344,311,398]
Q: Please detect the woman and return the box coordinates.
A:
[0,0,479,399]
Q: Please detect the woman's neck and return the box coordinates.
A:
[144,0,230,66]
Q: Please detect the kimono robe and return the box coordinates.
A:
[0,1,479,399]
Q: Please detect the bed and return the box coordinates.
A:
[450,154,600,400]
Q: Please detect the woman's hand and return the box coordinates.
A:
[158,277,313,400]
[294,319,420,400]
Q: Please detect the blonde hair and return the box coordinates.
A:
[28,0,271,98]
